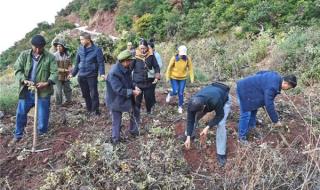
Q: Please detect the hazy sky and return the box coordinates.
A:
[0,0,73,53]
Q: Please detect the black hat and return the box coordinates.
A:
[283,75,297,88]
[31,34,46,48]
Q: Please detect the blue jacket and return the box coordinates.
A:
[106,62,134,112]
[187,82,230,136]
[72,44,105,77]
[236,71,282,123]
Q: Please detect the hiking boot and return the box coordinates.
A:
[178,106,183,114]
[166,93,171,103]
[217,154,227,167]
[249,127,262,140]
[238,138,249,146]
[8,138,21,147]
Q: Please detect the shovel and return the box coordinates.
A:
[26,86,51,153]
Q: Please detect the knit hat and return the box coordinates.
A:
[117,50,135,61]
[31,35,46,48]
[178,45,187,56]
[53,39,68,49]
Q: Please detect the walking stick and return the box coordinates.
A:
[32,87,38,152]
[26,86,51,153]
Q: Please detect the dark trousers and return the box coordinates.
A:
[151,83,157,105]
[135,86,155,114]
[78,76,99,112]
[111,110,139,142]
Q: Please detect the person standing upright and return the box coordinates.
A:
[148,39,163,110]
[131,39,160,125]
[53,39,72,106]
[127,42,136,56]
[106,50,141,144]
[70,32,105,116]
[166,45,194,113]
[10,34,57,145]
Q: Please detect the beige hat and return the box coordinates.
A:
[178,45,187,56]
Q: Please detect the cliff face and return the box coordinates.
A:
[58,10,117,36]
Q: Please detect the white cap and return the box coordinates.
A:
[178,45,187,56]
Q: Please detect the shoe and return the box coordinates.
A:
[129,131,139,137]
[166,93,171,103]
[217,154,227,167]
[111,138,120,145]
[178,107,183,114]
[238,138,249,146]
[95,110,101,116]
[8,138,21,147]
[249,127,262,140]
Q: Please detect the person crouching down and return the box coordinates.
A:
[184,82,231,167]
[106,50,141,144]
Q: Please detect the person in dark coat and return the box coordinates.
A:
[131,39,160,121]
[69,32,105,116]
[236,71,297,145]
[184,82,231,167]
[106,50,141,144]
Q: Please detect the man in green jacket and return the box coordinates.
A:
[10,34,57,145]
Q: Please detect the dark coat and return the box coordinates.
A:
[236,71,282,123]
[106,62,134,112]
[72,44,105,77]
[131,49,160,89]
[186,82,230,136]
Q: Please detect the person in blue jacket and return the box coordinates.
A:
[236,71,297,145]
[106,50,141,144]
[69,32,105,116]
[184,82,231,167]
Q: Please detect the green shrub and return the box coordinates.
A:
[0,82,18,114]
[116,15,133,32]
[133,13,159,39]
[247,33,271,63]
[278,26,320,71]
[179,8,210,40]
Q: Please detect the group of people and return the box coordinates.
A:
[10,33,297,167]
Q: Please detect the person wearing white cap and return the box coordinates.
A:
[165,45,194,113]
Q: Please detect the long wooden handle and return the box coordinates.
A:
[32,88,38,152]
